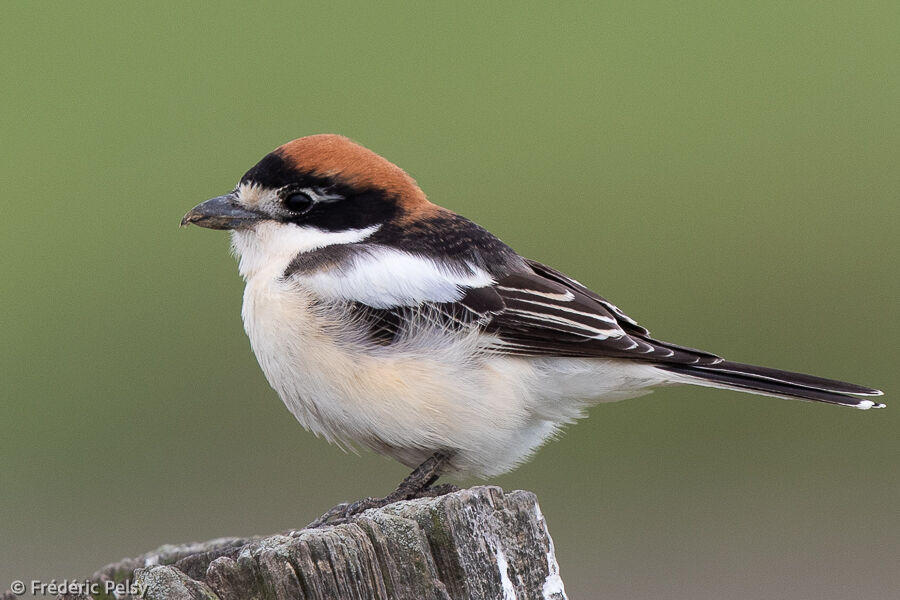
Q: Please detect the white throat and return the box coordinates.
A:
[231,222,381,280]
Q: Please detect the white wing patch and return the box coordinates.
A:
[295,246,495,308]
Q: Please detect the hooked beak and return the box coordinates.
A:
[181,193,264,230]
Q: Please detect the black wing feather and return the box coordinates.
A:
[351,259,721,366]
[346,258,882,408]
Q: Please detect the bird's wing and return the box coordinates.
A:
[289,247,882,407]
[346,257,883,407]
[345,256,723,367]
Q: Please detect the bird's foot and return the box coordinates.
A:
[305,499,372,529]
[306,491,402,528]
[306,452,456,528]
[414,483,460,497]
[306,482,460,528]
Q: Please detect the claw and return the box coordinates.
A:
[305,452,457,528]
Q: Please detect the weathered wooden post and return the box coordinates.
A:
[42,486,567,600]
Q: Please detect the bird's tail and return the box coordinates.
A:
[659,360,884,409]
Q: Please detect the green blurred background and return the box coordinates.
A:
[1,2,897,598]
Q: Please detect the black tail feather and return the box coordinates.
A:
[661,360,884,409]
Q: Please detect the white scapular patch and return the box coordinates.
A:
[295,246,495,308]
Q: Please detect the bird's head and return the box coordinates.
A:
[183,135,520,282]
[182,134,434,242]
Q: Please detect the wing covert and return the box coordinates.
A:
[344,258,722,367]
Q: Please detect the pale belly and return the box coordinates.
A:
[240,275,665,478]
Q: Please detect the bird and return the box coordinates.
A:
[182,134,884,525]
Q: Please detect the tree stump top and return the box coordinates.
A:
[37,486,567,600]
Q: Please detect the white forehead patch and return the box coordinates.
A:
[236,182,271,209]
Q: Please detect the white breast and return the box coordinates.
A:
[230,223,669,477]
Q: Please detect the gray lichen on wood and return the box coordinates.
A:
[45,486,567,600]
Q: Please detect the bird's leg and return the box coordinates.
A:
[381,451,455,500]
[307,451,458,528]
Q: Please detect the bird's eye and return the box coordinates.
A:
[283,192,314,214]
